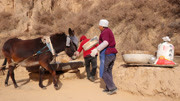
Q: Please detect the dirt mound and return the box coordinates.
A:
[114,62,180,98]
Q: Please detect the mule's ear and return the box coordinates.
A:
[68,28,74,36]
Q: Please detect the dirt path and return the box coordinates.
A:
[0,67,175,101]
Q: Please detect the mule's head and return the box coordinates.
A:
[65,40,77,60]
[65,28,79,60]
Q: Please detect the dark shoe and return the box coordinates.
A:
[89,76,95,82]
[103,89,109,92]
[107,88,117,95]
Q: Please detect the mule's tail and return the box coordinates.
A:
[2,58,7,66]
[0,58,7,75]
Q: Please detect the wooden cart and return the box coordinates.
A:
[26,61,85,73]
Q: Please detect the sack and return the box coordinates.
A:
[157,42,174,61]
[82,36,98,51]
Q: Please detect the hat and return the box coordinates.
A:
[80,35,87,42]
[99,19,109,27]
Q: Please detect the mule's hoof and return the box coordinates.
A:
[39,85,46,90]
[41,87,47,90]
[54,85,59,90]
[5,83,8,87]
[14,85,19,88]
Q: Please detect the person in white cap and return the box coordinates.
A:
[90,19,118,95]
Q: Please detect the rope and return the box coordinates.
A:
[33,46,48,56]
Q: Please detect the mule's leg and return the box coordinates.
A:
[5,59,18,88]
[39,62,58,90]
[5,58,11,86]
[9,65,18,88]
[5,71,10,86]
[39,66,46,89]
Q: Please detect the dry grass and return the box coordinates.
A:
[30,0,179,37]
[0,12,19,32]
[0,0,179,58]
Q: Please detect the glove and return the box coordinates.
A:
[90,48,98,57]
[74,51,80,57]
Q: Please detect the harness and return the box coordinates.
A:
[33,45,49,56]
[41,36,55,56]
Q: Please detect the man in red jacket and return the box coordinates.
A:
[74,35,98,82]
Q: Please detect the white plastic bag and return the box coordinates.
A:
[156,36,174,61]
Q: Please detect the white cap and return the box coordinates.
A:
[99,19,109,27]
[162,36,171,42]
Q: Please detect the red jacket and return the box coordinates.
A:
[78,36,98,57]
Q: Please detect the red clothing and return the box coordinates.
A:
[99,28,118,55]
[77,38,98,57]
[80,35,87,42]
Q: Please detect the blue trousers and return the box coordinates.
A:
[102,55,116,90]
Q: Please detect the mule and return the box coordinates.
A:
[2,28,78,90]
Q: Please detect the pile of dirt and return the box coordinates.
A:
[114,62,180,99]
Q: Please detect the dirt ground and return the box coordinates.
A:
[0,59,178,101]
